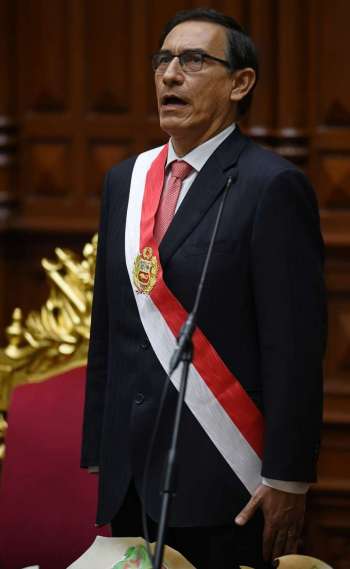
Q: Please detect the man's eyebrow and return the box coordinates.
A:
[158,48,207,54]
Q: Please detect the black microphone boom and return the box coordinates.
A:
[152,174,234,569]
[168,175,233,376]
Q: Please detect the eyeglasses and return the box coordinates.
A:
[152,49,231,73]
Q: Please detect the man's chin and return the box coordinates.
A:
[159,116,188,137]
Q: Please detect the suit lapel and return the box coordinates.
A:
[159,127,250,268]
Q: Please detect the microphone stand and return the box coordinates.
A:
[153,175,234,569]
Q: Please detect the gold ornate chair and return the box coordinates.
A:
[0,235,97,413]
[0,236,98,463]
[0,235,111,569]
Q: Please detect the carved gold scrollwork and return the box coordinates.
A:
[0,235,97,413]
[0,412,7,461]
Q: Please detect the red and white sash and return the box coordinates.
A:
[125,145,264,494]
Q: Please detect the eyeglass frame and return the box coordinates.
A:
[152,49,232,74]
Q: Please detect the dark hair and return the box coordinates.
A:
[159,8,259,117]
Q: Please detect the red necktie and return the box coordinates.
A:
[154,160,193,244]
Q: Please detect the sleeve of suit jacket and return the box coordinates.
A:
[80,171,110,468]
[251,168,327,482]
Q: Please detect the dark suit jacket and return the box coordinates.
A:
[81,127,326,527]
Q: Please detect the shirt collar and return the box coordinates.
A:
[166,123,236,173]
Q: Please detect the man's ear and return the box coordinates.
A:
[230,68,256,102]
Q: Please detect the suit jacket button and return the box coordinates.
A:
[139,341,150,350]
[135,393,145,405]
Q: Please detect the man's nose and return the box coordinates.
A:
[162,57,184,84]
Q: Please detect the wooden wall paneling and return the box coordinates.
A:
[16,0,74,230]
[0,0,17,339]
[0,0,15,121]
[319,252,350,558]
[86,140,133,200]
[17,0,69,114]
[245,0,277,136]
[276,0,308,132]
[70,0,85,216]
[309,0,350,246]
[317,425,350,484]
[313,133,350,247]
[308,7,350,550]
[28,140,71,199]
[306,0,350,552]
[85,0,131,115]
[246,0,309,167]
[275,0,309,166]
[83,0,145,203]
[0,235,8,345]
[316,1,350,127]
[322,254,350,441]
[0,0,17,229]
[318,153,350,211]
[15,135,73,232]
[130,0,149,134]
[130,0,158,153]
[305,492,350,569]
[303,227,350,561]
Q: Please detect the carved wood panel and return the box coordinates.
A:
[0,0,16,228]
[17,0,69,114]
[86,139,133,200]
[309,0,350,248]
[307,3,350,561]
[85,0,131,114]
[315,1,350,127]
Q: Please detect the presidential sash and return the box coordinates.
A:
[125,145,264,494]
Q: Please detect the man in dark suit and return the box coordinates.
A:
[81,8,326,569]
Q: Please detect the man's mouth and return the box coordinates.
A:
[161,95,188,107]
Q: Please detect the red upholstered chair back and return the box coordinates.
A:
[0,366,110,569]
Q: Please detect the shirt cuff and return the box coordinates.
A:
[262,477,310,494]
[88,466,99,473]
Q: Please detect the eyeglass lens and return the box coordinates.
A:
[152,51,204,73]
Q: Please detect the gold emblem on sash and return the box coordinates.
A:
[133,247,158,294]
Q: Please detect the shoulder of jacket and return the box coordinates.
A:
[244,139,299,173]
[238,139,310,188]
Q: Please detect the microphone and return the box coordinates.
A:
[152,173,235,569]
[168,174,234,376]
[169,313,195,375]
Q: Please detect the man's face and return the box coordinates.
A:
[155,20,236,152]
